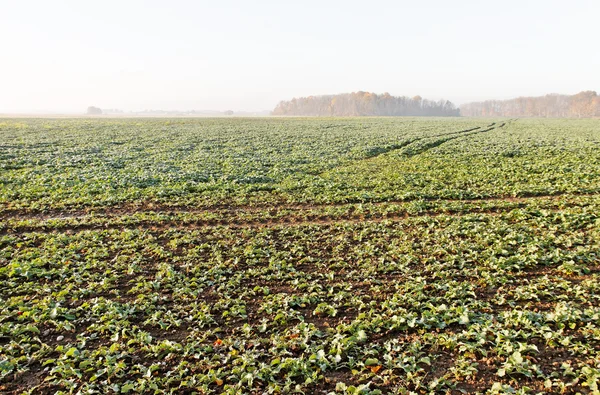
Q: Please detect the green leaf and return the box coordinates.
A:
[364,358,379,366]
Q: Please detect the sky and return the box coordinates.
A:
[1,0,599,113]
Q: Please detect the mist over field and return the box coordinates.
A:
[1,0,598,115]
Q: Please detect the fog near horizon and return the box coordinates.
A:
[1,0,599,114]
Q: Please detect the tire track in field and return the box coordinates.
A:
[0,188,596,222]
[313,122,500,178]
[315,120,512,183]
[346,119,513,162]
[357,125,484,160]
[396,119,514,158]
[1,194,596,235]
[401,125,496,157]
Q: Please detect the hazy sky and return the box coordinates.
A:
[1,0,599,113]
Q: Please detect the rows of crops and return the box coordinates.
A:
[1,118,600,394]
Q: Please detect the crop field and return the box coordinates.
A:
[1,117,600,394]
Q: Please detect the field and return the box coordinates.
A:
[1,117,600,394]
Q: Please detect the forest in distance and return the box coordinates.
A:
[272,92,460,117]
[460,90,600,118]
[272,90,600,118]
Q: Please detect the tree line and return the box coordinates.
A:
[460,91,600,118]
[272,92,460,117]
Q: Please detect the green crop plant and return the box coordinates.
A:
[1,117,599,393]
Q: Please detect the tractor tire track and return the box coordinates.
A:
[344,125,485,162]
[401,121,510,157]
[1,188,596,223]
[1,193,597,236]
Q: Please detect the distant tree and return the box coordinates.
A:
[460,91,599,118]
[272,92,459,117]
[102,108,124,114]
[223,110,234,116]
[86,106,103,115]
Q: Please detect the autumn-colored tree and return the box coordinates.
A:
[460,91,599,118]
[272,92,459,117]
